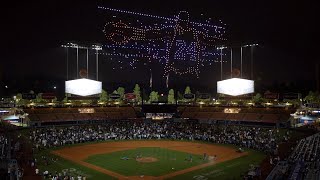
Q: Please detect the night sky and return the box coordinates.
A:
[1,0,318,97]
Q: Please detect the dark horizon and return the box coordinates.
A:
[1,0,318,97]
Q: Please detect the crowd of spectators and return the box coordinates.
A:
[0,122,24,180]
[28,120,292,179]
[29,121,290,179]
[0,134,8,160]
[288,133,320,180]
[267,132,320,180]
[30,121,288,154]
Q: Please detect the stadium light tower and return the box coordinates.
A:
[217,46,227,80]
[230,47,233,78]
[91,44,102,80]
[61,43,103,97]
[242,43,259,79]
[61,43,83,79]
[217,43,258,97]
[62,43,102,80]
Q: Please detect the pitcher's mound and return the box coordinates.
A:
[136,157,158,163]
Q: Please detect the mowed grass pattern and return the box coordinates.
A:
[168,149,266,180]
[84,147,208,176]
[35,149,115,180]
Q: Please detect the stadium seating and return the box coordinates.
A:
[179,106,290,124]
[55,114,75,121]
[25,106,291,125]
[25,107,137,122]
[196,112,212,119]
[90,112,107,120]
[27,114,40,121]
[288,133,320,180]
[181,111,198,118]
[73,113,91,120]
[267,133,320,180]
[211,112,228,120]
[225,113,245,121]
[52,108,71,114]
[37,114,58,121]
[243,113,262,121]
[260,114,280,123]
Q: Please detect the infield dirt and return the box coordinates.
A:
[52,141,247,179]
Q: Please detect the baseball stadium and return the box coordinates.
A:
[1,1,319,180]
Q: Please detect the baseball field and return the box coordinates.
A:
[33,140,266,179]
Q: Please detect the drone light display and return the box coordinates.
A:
[99,6,227,81]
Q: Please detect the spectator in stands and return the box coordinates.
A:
[30,121,286,156]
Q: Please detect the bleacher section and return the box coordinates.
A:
[24,107,137,123]
[211,112,228,120]
[243,113,262,121]
[180,107,293,124]
[260,114,280,123]
[269,133,320,180]
[288,133,320,180]
[225,113,245,121]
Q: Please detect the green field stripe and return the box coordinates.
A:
[84,147,206,176]
[167,150,266,180]
[34,150,116,180]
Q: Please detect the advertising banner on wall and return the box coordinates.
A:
[183,94,195,99]
[197,93,211,100]
[109,93,121,100]
[42,93,56,99]
[264,92,279,99]
[22,93,36,100]
[124,93,136,100]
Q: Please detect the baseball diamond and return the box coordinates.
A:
[52,141,248,179]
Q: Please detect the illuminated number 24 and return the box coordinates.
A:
[174,40,196,61]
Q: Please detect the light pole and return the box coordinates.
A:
[62,43,81,79]
[149,68,153,89]
[221,48,223,80]
[251,46,253,79]
[76,46,79,78]
[92,45,102,81]
[242,44,258,79]
[86,48,89,78]
[240,46,243,78]
[217,46,227,80]
[230,48,233,78]
[62,43,102,80]
[66,47,69,80]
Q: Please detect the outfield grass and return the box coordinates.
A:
[84,147,208,176]
[34,149,116,179]
[168,149,266,180]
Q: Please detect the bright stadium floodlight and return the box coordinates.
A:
[65,78,102,96]
[217,78,254,96]
[61,42,88,49]
[242,43,259,47]
[91,44,102,50]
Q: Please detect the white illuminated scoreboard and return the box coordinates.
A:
[217,78,254,96]
[65,78,102,96]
